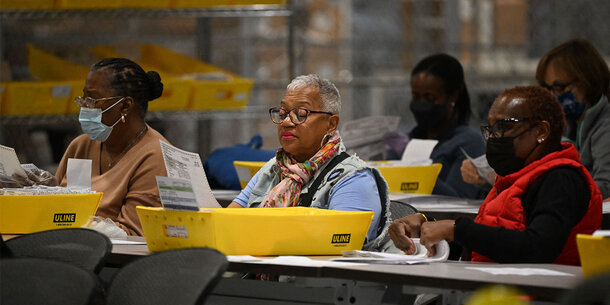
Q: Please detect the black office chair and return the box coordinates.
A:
[1,234,13,257]
[0,257,103,305]
[106,248,229,305]
[389,199,419,221]
[559,273,610,305]
[5,228,112,273]
[375,200,418,253]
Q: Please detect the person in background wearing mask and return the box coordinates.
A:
[389,86,602,265]
[55,58,170,236]
[384,54,486,199]
[462,39,610,200]
[536,39,610,200]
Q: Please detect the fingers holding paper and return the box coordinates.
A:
[419,220,455,257]
[460,159,487,185]
[388,213,426,254]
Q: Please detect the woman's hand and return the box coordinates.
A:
[419,220,455,257]
[460,159,488,185]
[24,168,58,186]
[0,169,58,188]
[388,213,427,254]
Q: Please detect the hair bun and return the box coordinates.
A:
[146,71,163,101]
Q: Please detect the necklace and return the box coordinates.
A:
[102,126,148,169]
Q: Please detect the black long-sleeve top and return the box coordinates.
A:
[454,166,590,263]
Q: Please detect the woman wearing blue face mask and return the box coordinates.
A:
[55,58,170,236]
[385,54,486,199]
[535,39,610,200]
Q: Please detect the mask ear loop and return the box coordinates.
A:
[518,124,541,162]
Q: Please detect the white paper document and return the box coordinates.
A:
[593,230,610,237]
[460,148,495,184]
[341,116,401,160]
[340,116,400,148]
[156,176,199,211]
[465,267,575,276]
[66,158,92,189]
[0,144,27,178]
[401,139,438,165]
[332,239,450,264]
[160,141,221,208]
[110,238,147,245]
[20,163,41,174]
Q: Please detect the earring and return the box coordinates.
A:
[537,138,544,143]
[320,132,331,147]
[121,114,126,123]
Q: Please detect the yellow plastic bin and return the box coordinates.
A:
[0,193,102,234]
[233,160,266,188]
[146,77,192,112]
[171,0,285,8]
[140,44,253,110]
[0,0,54,9]
[372,163,442,194]
[0,82,6,114]
[137,206,373,255]
[28,45,90,81]
[120,0,171,8]
[2,81,80,115]
[55,0,121,9]
[577,233,610,278]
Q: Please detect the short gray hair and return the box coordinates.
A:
[286,74,341,114]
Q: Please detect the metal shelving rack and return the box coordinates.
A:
[0,6,291,19]
[0,3,296,164]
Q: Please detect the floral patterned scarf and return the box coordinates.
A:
[261,130,341,207]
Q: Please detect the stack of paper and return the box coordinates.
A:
[332,238,450,264]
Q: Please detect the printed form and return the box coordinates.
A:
[160,141,221,208]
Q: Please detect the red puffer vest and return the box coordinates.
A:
[471,142,602,265]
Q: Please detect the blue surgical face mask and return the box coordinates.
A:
[557,91,586,121]
[78,98,124,142]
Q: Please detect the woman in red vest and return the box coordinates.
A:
[389,86,602,265]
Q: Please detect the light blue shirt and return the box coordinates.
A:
[234,169,382,242]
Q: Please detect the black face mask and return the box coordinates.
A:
[410,99,448,130]
[485,127,538,176]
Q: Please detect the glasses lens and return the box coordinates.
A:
[491,121,505,138]
[480,126,490,140]
[286,108,308,124]
[269,108,283,124]
[75,96,84,107]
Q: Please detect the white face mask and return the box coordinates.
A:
[78,98,124,141]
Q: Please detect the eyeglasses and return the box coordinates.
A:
[269,107,333,125]
[75,96,123,108]
[540,82,574,95]
[480,117,530,140]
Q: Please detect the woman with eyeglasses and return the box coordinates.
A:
[536,39,610,200]
[54,58,170,236]
[389,86,602,264]
[463,39,610,200]
[227,74,390,249]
